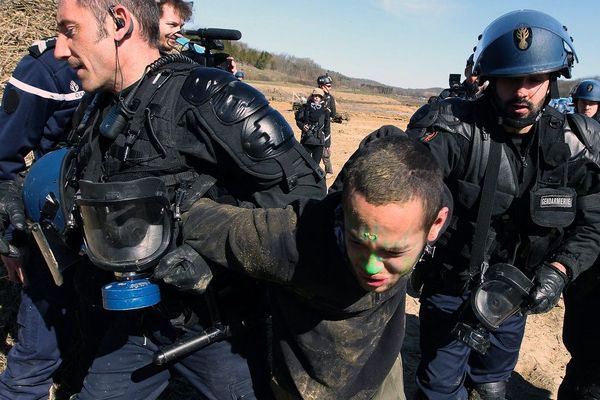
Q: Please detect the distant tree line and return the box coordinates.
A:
[219,40,597,101]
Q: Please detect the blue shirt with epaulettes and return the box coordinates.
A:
[0,37,84,180]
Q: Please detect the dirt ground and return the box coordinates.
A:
[259,81,570,400]
[0,81,569,400]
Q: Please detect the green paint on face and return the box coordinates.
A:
[365,253,383,275]
[362,232,378,241]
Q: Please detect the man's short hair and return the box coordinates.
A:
[157,0,193,23]
[342,135,444,229]
[72,0,160,48]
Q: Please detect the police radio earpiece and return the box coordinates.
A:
[108,5,134,40]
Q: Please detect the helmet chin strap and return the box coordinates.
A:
[489,76,556,131]
[498,111,542,130]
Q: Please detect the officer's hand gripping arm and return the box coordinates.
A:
[526,262,569,314]
[152,243,213,293]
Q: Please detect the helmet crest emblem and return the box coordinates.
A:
[514,27,532,50]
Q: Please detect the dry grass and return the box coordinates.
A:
[0,0,58,101]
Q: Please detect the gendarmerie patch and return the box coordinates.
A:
[539,195,573,208]
[530,187,576,228]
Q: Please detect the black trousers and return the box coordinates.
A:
[302,144,324,165]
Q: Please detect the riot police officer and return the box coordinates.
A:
[406,10,600,400]
[0,37,89,399]
[558,77,600,400]
[571,79,600,121]
[437,54,483,101]
[1,0,325,399]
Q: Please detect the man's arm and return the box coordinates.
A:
[181,198,300,284]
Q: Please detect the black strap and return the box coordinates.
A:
[469,138,502,278]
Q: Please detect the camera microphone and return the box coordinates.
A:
[181,28,242,41]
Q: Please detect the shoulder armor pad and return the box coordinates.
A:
[212,81,269,124]
[437,98,475,127]
[181,67,269,124]
[408,102,439,129]
[567,113,600,155]
[408,98,476,142]
[409,98,475,130]
[242,107,295,159]
[181,67,238,106]
[28,37,56,58]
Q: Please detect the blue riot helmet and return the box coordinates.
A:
[472,9,577,79]
[24,147,78,238]
[76,177,173,310]
[571,79,600,103]
[23,147,81,285]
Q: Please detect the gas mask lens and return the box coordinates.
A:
[77,177,173,272]
[472,263,534,330]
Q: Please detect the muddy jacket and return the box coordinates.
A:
[406,95,600,292]
[182,192,408,400]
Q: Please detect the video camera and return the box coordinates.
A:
[446,73,466,98]
[178,28,242,69]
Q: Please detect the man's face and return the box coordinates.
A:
[343,191,445,293]
[320,83,332,94]
[465,67,478,85]
[494,74,550,128]
[55,0,118,92]
[159,4,184,51]
[577,99,599,118]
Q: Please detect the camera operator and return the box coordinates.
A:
[406,10,600,400]
[157,0,192,52]
[437,54,483,101]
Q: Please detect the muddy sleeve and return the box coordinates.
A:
[181,198,300,284]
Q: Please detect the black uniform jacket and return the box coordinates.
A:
[406,96,600,287]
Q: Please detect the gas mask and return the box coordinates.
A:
[452,263,533,354]
[76,177,173,310]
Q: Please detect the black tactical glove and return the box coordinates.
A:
[152,244,213,293]
[526,262,568,314]
[0,180,26,255]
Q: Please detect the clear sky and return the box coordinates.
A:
[188,0,599,89]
